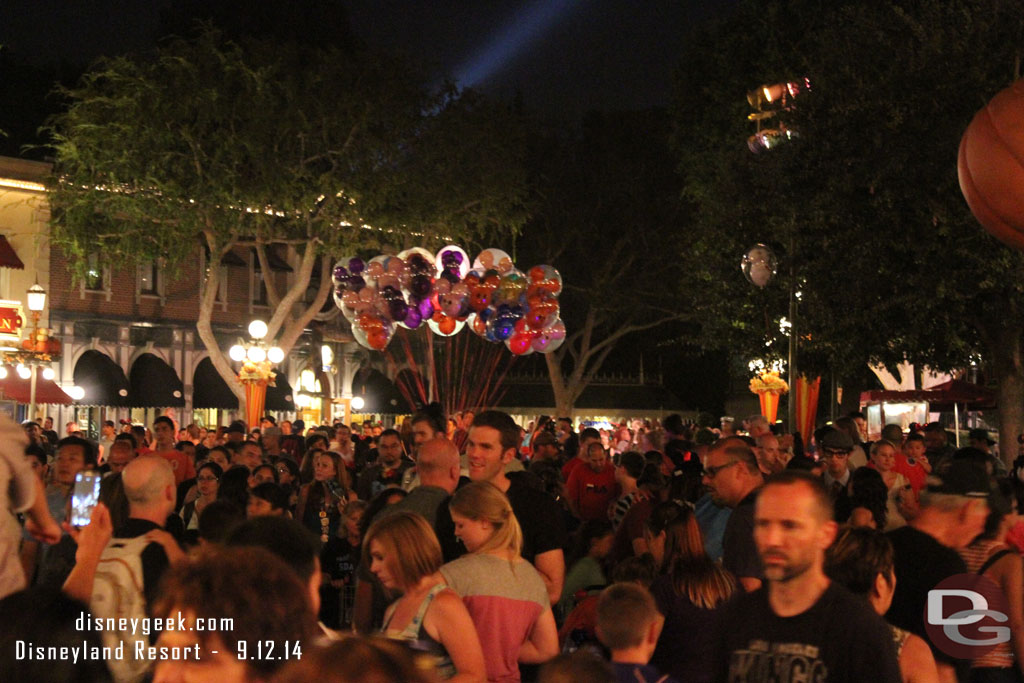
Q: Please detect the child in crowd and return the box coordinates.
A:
[596,582,679,683]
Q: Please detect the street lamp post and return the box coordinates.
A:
[228,320,285,429]
[25,284,46,416]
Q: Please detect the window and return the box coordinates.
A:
[84,254,104,291]
[139,262,159,296]
[80,252,111,300]
[251,255,268,307]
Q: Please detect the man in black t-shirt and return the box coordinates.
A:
[703,437,765,592]
[887,460,992,682]
[717,471,900,682]
[467,410,567,604]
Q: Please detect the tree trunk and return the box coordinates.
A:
[545,351,582,418]
[196,239,247,410]
[992,325,1024,469]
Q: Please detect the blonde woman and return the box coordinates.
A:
[442,482,559,682]
[363,511,486,682]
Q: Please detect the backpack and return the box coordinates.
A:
[90,535,153,683]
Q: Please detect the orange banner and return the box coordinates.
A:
[759,391,780,423]
[796,375,821,445]
[243,379,267,430]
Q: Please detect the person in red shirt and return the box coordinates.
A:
[566,442,619,521]
[561,427,602,482]
[152,415,196,486]
[894,432,931,494]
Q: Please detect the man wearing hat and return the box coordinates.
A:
[968,428,1007,476]
[225,420,247,445]
[819,429,855,503]
[530,430,562,467]
[887,459,993,682]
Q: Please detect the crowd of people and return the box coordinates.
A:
[0,405,1021,683]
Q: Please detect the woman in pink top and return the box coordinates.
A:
[442,482,559,682]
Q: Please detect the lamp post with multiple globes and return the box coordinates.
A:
[228,320,285,429]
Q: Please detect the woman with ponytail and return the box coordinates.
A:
[442,482,559,682]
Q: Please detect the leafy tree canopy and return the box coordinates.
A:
[46,27,529,272]
[674,0,1024,381]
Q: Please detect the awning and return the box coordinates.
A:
[129,353,184,407]
[351,368,413,414]
[73,350,130,406]
[0,237,24,270]
[205,246,247,267]
[0,367,72,404]
[859,379,997,411]
[192,357,239,409]
[266,373,294,411]
[253,246,293,272]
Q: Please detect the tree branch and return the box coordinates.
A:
[277,255,334,353]
[254,241,283,311]
[265,241,319,342]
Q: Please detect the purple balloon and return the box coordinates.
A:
[333,265,348,282]
[404,307,423,329]
[410,274,432,298]
[348,257,365,274]
[418,297,434,319]
[347,275,366,292]
[388,300,408,321]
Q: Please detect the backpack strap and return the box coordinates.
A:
[978,548,1014,575]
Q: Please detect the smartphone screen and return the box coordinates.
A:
[71,471,102,527]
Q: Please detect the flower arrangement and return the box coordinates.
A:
[238,360,277,385]
[749,370,789,395]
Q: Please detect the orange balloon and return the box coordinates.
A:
[959,79,1024,250]
[437,315,457,335]
[367,329,389,350]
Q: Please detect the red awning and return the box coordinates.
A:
[0,237,24,270]
[0,369,72,404]
[859,379,996,411]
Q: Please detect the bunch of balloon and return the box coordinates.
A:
[332,246,566,356]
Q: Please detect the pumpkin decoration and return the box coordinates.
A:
[958,79,1024,250]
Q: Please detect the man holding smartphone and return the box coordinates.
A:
[20,435,96,587]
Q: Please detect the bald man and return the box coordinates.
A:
[63,456,183,680]
[66,457,181,612]
[382,438,461,527]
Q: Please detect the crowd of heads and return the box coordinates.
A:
[3,405,1017,682]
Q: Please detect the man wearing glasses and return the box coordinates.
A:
[702,437,765,592]
[819,429,855,502]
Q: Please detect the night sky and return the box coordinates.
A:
[1,0,739,119]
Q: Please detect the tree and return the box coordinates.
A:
[518,110,689,416]
[46,29,528,407]
[673,0,1024,455]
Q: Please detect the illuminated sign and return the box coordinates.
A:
[0,300,25,350]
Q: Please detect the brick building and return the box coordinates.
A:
[0,155,370,436]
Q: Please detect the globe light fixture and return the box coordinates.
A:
[229,345,247,361]
[248,319,268,340]
[67,386,85,401]
[267,347,285,364]
[16,364,30,379]
[42,367,55,380]
[0,367,7,379]
[246,346,267,363]
[351,396,365,411]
